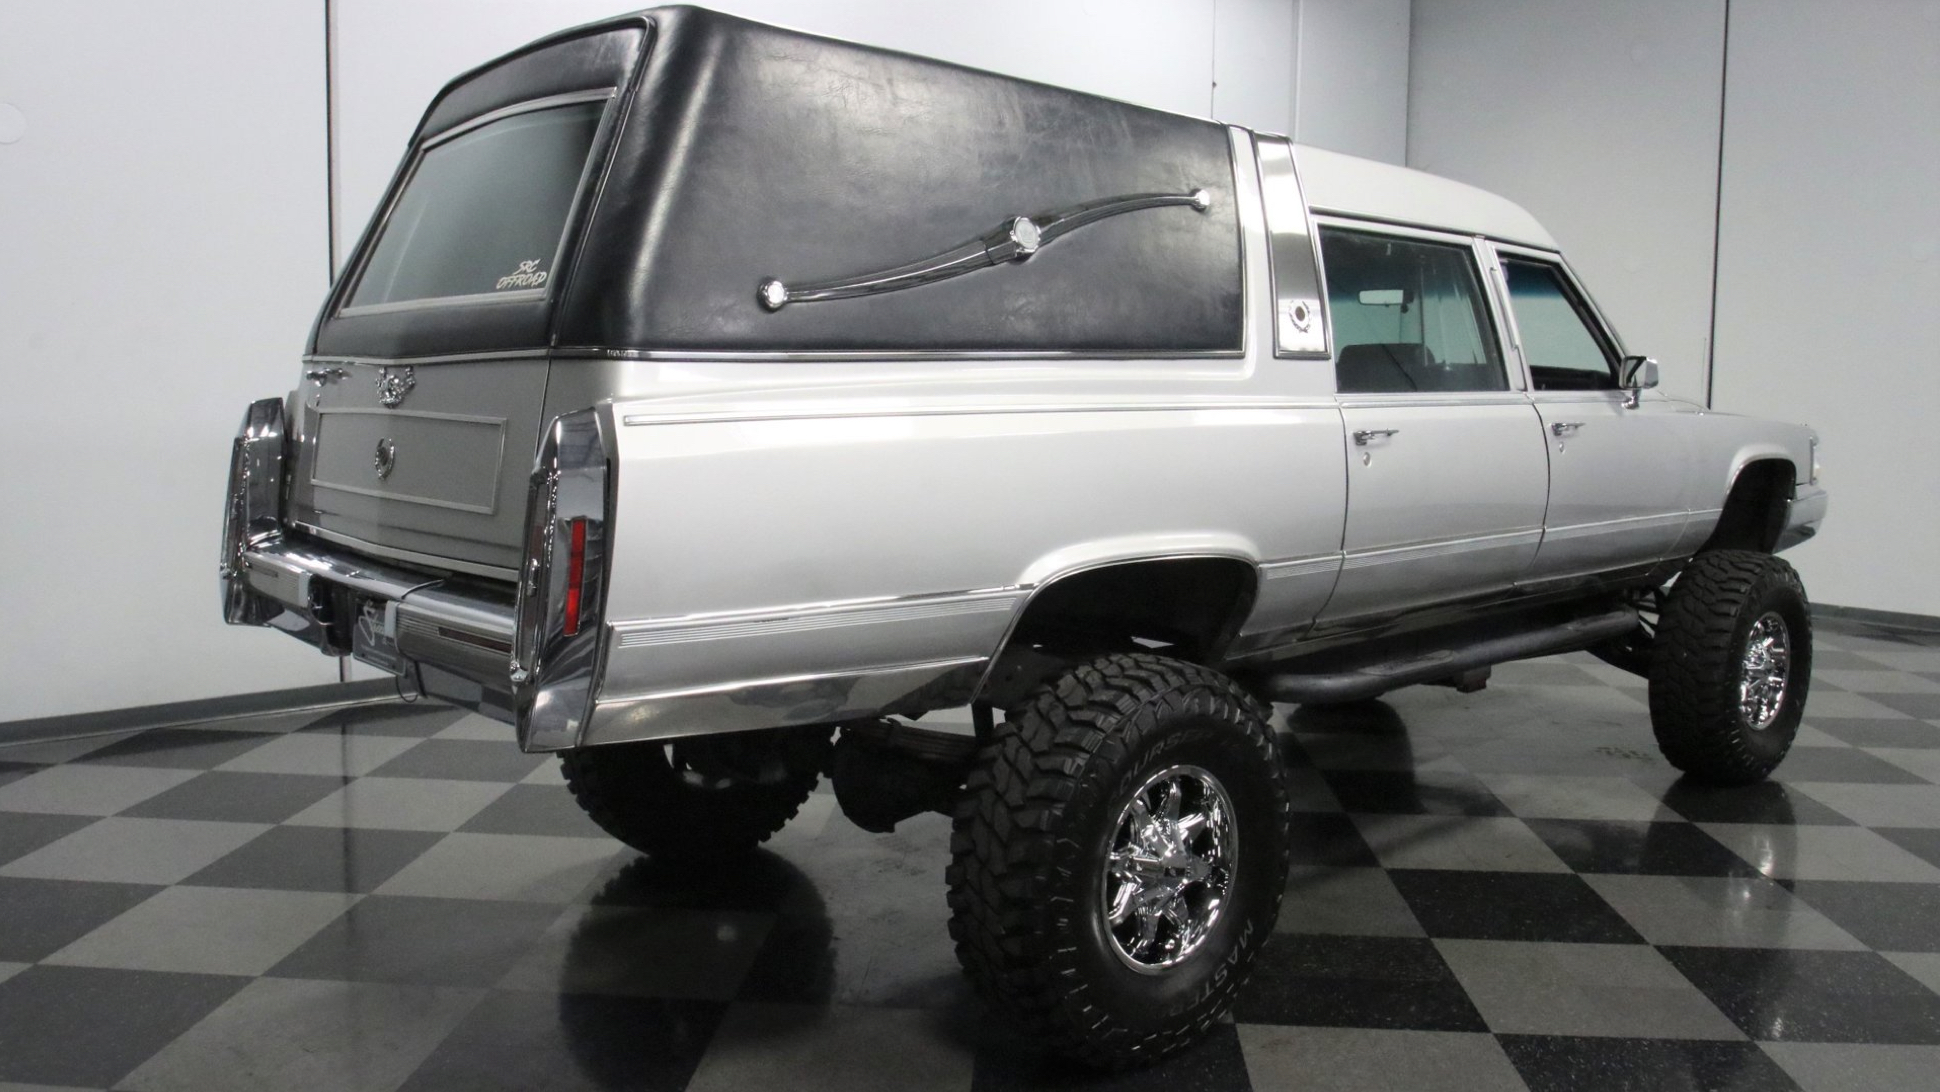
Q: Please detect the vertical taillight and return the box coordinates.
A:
[562,517,588,637]
[512,409,611,752]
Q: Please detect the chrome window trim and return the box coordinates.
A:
[306,349,553,368]
[289,521,520,582]
[1252,134,1331,359]
[336,88,619,319]
[1311,215,1516,397]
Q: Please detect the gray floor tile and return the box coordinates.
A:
[373,832,622,902]
[0,965,246,1087]
[1437,939,1745,1040]
[0,818,269,885]
[1477,773,1676,821]
[285,777,510,832]
[1863,748,1940,785]
[267,895,563,987]
[1801,691,1922,719]
[1760,1042,1940,1092]
[0,765,198,816]
[683,1003,973,1092]
[1237,1024,1529,1092]
[1352,814,1571,872]
[520,759,568,786]
[44,886,356,976]
[1792,782,1940,829]
[1880,952,1940,995]
[214,733,421,777]
[117,977,482,1092]
[1697,823,1940,882]
[1814,670,1940,695]
[0,731,140,765]
[0,963,22,987]
[1277,866,1426,937]
[498,904,776,999]
[1854,649,1940,673]
[1583,874,1865,950]
[430,715,512,741]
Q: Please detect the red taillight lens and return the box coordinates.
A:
[562,517,588,637]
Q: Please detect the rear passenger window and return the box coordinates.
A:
[1319,227,1505,394]
[1502,259,1618,390]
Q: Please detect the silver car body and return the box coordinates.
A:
[220,24,1826,755]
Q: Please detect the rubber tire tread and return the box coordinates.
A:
[946,652,1288,1068]
[1649,549,1811,784]
[560,727,832,863]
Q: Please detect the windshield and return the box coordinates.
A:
[344,97,607,312]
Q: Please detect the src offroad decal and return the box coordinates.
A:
[496,259,549,291]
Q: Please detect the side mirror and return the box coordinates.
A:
[1619,355,1659,407]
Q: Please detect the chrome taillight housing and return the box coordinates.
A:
[512,408,612,750]
[220,397,289,625]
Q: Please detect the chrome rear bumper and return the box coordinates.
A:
[236,536,520,724]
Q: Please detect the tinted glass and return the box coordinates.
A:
[1503,259,1617,390]
[1319,228,1505,393]
[346,100,604,310]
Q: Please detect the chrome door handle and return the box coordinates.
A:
[1550,421,1583,436]
[1352,428,1399,446]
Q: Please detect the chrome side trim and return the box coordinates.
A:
[566,347,1247,363]
[621,400,1331,428]
[290,522,520,582]
[757,189,1210,311]
[1342,529,1544,571]
[576,657,987,749]
[1260,555,1341,580]
[1540,511,1689,542]
[305,349,553,368]
[612,591,1018,649]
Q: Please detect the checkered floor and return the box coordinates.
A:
[4,620,1940,1091]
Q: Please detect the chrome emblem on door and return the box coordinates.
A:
[376,366,416,408]
[373,438,396,480]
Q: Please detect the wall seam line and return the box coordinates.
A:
[1703,0,1731,409]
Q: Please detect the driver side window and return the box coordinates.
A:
[1502,258,1619,391]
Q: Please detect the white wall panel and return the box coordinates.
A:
[1214,0,1296,136]
[1293,0,1409,163]
[0,1,333,723]
[1710,0,1940,615]
[1407,0,1725,403]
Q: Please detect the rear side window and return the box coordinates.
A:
[1319,227,1505,394]
[1502,259,1618,390]
[344,97,607,313]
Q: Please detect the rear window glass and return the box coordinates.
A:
[345,98,606,311]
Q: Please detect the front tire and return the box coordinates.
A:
[1649,550,1812,784]
[560,726,833,863]
[947,653,1289,1068]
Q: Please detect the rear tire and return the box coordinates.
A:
[561,726,833,863]
[1649,550,1812,784]
[947,652,1289,1068]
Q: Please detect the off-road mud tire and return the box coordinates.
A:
[1649,550,1812,784]
[946,652,1289,1068]
[561,726,833,863]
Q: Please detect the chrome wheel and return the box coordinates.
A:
[1740,612,1792,730]
[1102,764,1238,972]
